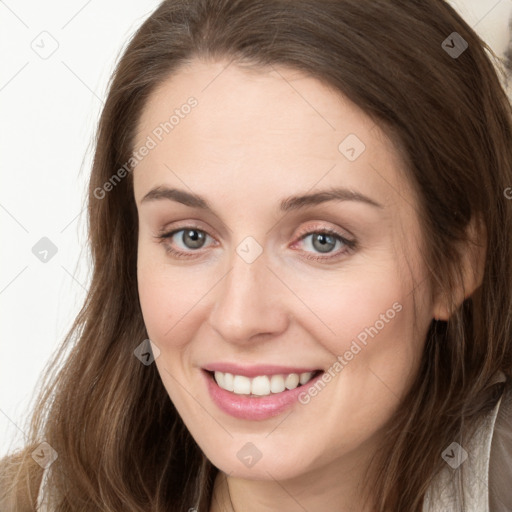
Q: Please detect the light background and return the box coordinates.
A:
[1,0,511,458]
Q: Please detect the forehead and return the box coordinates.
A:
[132,58,413,213]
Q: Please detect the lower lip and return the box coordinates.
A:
[202,369,324,421]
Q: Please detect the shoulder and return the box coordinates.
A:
[489,375,512,511]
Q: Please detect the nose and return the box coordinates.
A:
[207,247,290,345]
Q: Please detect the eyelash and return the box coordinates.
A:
[154,224,357,262]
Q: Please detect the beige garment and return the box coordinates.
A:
[423,370,511,512]
[36,461,50,511]
[489,372,512,512]
[36,372,512,511]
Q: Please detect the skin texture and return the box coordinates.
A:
[133,58,450,511]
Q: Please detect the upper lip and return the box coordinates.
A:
[202,363,322,378]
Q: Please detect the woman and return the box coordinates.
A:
[1,0,512,510]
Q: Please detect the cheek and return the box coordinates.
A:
[137,269,188,347]
[137,243,182,345]
[334,280,411,354]
[283,261,427,400]
[136,247,218,350]
[283,262,413,351]
[285,277,426,457]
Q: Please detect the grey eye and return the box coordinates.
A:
[180,229,207,249]
[310,233,338,253]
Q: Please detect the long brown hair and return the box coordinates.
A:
[2,1,512,510]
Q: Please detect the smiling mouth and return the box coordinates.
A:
[205,369,324,397]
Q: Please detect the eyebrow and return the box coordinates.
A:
[140,185,384,212]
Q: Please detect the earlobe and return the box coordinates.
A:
[432,215,487,321]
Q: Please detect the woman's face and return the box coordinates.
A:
[133,58,437,482]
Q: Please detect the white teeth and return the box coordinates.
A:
[285,373,299,390]
[270,374,285,393]
[251,376,270,396]
[223,372,234,391]
[233,375,251,394]
[214,371,224,388]
[212,370,317,396]
[299,371,314,384]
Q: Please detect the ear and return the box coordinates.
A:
[432,215,487,321]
